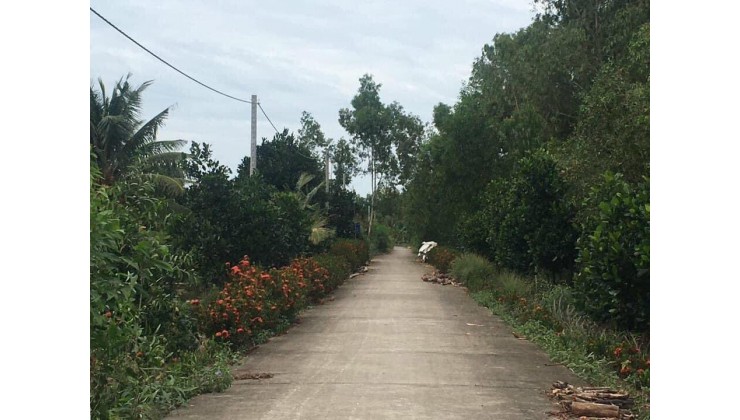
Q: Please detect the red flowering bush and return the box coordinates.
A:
[610,340,650,388]
[329,239,369,272]
[313,254,351,292]
[197,254,348,347]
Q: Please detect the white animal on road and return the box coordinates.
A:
[418,241,438,262]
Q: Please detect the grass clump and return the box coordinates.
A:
[450,253,497,290]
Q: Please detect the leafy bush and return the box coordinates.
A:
[370,222,394,253]
[450,253,497,291]
[573,172,649,331]
[426,246,459,273]
[482,150,577,275]
[329,239,369,272]
[313,254,352,292]
[91,164,231,419]
[494,270,533,300]
[169,143,313,283]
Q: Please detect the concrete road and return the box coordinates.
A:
[168,246,583,419]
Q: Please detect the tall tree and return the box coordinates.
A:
[297,111,329,155]
[256,129,322,192]
[338,74,423,234]
[330,138,360,187]
[90,74,186,191]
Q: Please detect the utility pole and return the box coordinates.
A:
[325,151,330,210]
[250,94,257,175]
[325,152,330,194]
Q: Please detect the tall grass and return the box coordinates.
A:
[450,253,496,291]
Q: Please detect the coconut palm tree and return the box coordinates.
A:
[90,73,187,193]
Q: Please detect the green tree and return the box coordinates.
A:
[256,129,323,193]
[339,74,424,234]
[330,138,360,187]
[297,111,330,154]
[90,74,186,192]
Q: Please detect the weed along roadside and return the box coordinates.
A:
[422,248,650,420]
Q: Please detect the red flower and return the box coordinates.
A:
[231,266,241,274]
[614,347,623,358]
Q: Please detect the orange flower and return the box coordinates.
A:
[614,347,623,358]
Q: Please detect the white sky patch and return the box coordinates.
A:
[90,0,535,195]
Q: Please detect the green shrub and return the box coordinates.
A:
[329,239,369,272]
[313,254,352,292]
[370,222,394,253]
[494,270,533,299]
[90,164,230,419]
[573,172,649,331]
[482,149,577,275]
[426,246,459,273]
[450,253,497,291]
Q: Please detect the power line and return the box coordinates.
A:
[90,7,254,104]
[256,103,318,161]
[258,103,280,133]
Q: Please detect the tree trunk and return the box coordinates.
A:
[368,145,375,236]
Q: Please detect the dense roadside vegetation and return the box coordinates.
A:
[92,0,648,417]
[90,75,382,418]
[407,0,650,417]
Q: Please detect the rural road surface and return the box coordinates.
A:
[168,246,582,419]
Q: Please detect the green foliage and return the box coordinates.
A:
[327,185,360,238]
[313,254,352,292]
[573,172,650,331]
[330,138,361,186]
[369,222,394,254]
[493,270,533,300]
[339,74,425,234]
[90,74,187,189]
[450,253,497,291]
[170,142,313,281]
[482,150,577,275]
[329,239,369,272]
[470,271,650,416]
[257,129,323,193]
[426,246,459,274]
[91,163,237,418]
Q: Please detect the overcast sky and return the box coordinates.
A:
[90,0,536,195]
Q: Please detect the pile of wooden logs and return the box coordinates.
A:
[549,381,634,419]
[421,271,462,286]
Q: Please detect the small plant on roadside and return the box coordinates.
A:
[450,253,497,291]
[329,239,369,272]
[426,246,459,273]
